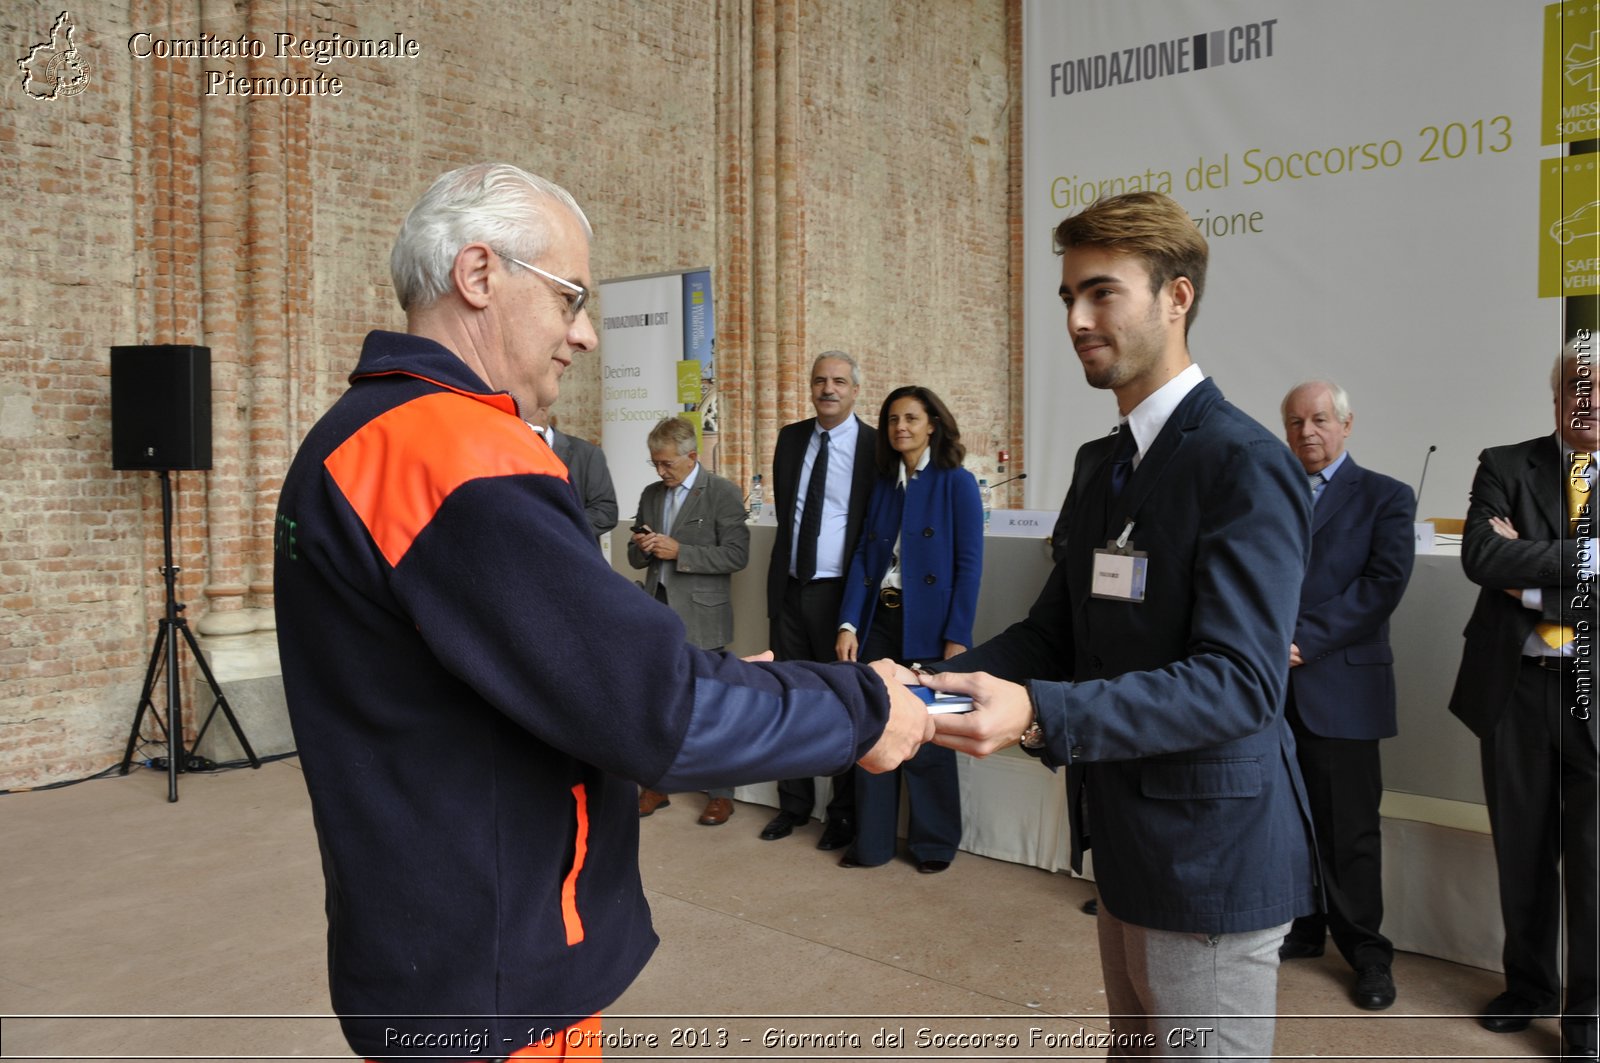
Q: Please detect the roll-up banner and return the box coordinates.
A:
[598,270,716,521]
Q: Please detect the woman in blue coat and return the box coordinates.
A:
[835,385,983,872]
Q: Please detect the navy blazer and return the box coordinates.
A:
[1287,457,1416,740]
[766,415,878,617]
[1449,434,1598,742]
[838,463,984,661]
[946,379,1317,934]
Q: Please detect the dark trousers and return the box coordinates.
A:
[1286,698,1393,970]
[1481,660,1598,1047]
[848,601,961,865]
[769,577,855,822]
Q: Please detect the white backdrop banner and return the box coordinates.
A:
[1022,0,1569,516]
[599,273,685,521]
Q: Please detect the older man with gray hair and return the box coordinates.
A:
[758,350,878,848]
[1275,379,1415,1013]
[630,415,749,825]
[274,162,929,1061]
[1449,336,1597,1061]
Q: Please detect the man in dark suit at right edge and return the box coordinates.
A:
[1449,336,1597,1062]
[920,191,1317,1059]
[758,351,878,849]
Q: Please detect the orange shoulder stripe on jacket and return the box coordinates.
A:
[324,391,569,568]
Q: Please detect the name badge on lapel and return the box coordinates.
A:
[1091,520,1147,602]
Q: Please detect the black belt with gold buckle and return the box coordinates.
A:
[878,587,902,609]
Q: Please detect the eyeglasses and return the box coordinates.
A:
[646,455,691,471]
[498,252,589,322]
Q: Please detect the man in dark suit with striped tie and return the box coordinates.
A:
[1449,338,1597,1062]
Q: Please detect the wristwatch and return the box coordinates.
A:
[1018,712,1045,750]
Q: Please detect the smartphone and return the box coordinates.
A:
[631,522,653,535]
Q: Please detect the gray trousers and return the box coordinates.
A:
[1098,902,1289,1060]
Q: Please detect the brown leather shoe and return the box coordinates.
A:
[638,789,671,817]
[698,797,734,826]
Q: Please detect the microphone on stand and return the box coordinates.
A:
[990,472,1027,490]
[1415,445,1437,515]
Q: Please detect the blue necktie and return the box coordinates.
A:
[663,486,680,535]
[795,431,830,581]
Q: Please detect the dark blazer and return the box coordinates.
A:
[838,464,984,661]
[549,428,618,543]
[766,415,878,616]
[1288,457,1416,740]
[627,469,750,649]
[946,378,1317,934]
[1448,434,1596,741]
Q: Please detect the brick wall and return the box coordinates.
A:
[0,0,1018,789]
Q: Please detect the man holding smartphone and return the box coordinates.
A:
[628,415,750,825]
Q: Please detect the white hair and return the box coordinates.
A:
[389,162,592,312]
[1281,378,1351,423]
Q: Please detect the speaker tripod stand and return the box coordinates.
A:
[119,469,259,801]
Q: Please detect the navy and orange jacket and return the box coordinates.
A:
[274,331,891,1061]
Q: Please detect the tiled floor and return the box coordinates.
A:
[0,760,1566,1060]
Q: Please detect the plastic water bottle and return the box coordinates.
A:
[979,478,992,527]
[748,473,764,521]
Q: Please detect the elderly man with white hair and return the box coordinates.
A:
[1274,378,1415,1014]
[274,162,929,1061]
[1449,336,1597,1062]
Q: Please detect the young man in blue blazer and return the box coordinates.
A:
[922,191,1317,1060]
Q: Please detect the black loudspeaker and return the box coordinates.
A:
[111,345,212,470]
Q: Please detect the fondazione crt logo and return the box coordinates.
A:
[18,10,91,100]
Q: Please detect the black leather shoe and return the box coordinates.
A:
[1478,992,1558,1033]
[759,811,804,841]
[917,859,951,874]
[815,818,855,851]
[1278,938,1325,961]
[1353,964,1396,1010]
